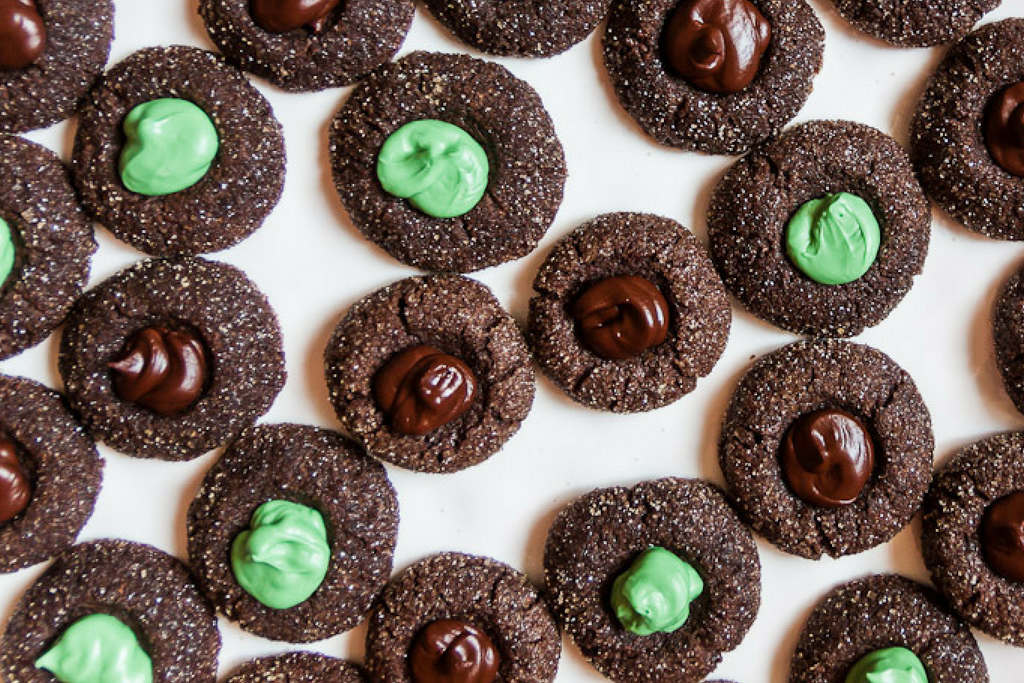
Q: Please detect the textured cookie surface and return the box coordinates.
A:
[0,539,220,683]
[59,257,286,461]
[365,552,560,683]
[911,19,1024,240]
[72,45,285,255]
[422,0,612,56]
[0,0,113,133]
[789,574,988,683]
[0,135,95,360]
[325,274,534,473]
[330,51,565,272]
[528,212,730,413]
[719,340,933,559]
[709,120,930,337]
[603,0,823,154]
[0,374,102,572]
[544,478,761,683]
[993,261,1024,414]
[187,423,399,642]
[922,432,1024,646]
[225,653,367,683]
[198,0,413,91]
[829,0,999,47]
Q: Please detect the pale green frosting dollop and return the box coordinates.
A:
[785,192,881,285]
[845,647,929,683]
[376,119,489,218]
[35,613,153,683]
[609,546,704,636]
[0,217,14,286]
[119,98,219,196]
[230,499,331,610]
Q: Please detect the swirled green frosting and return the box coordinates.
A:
[119,98,219,196]
[376,119,489,218]
[230,499,331,610]
[35,614,153,683]
[845,647,929,683]
[610,546,703,636]
[0,217,15,286]
[785,192,881,285]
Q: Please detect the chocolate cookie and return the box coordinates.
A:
[922,432,1024,647]
[187,423,399,643]
[544,478,761,683]
[72,45,285,256]
[0,135,95,360]
[59,257,286,461]
[602,0,823,155]
[365,552,560,683]
[828,0,999,47]
[528,212,730,413]
[0,0,113,133]
[719,340,933,559]
[911,19,1024,240]
[993,261,1024,414]
[421,0,612,56]
[0,374,101,573]
[324,274,533,473]
[789,574,988,683]
[329,51,566,273]
[708,120,930,337]
[198,0,413,91]
[225,653,367,683]
[0,539,220,683]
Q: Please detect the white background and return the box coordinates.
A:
[1,0,1022,680]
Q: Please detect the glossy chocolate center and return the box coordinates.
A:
[780,408,875,508]
[409,619,500,683]
[108,325,210,416]
[981,490,1024,583]
[373,345,477,436]
[573,275,670,360]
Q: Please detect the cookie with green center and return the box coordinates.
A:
[187,423,399,642]
[71,46,285,256]
[0,539,220,683]
[708,120,930,337]
[544,478,760,683]
[330,51,566,273]
[789,574,988,683]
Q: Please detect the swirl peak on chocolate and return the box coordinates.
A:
[0,0,46,71]
[0,436,30,523]
[780,408,875,508]
[982,490,1024,583]
[250,0,340,33]
[108,325,210,416]
[985,82,1024,178]
[409,619,500,683]
[573,275,670,360]
[373,345,477,436]
[662,0,771,94]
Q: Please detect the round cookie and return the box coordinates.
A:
[602,0,823,155]
[911,19,1024,240]
[993,261,1024,414]
[59,257,286,461]
[922,432,1024,646]
[72,45,285,256]
[225,653,367,683]
[187,423,399,643]
[0,539,220,683]
[544,478,761,683]
[0,374,102,573]
[421,0,612,57]
[0,135,95,360]
[789,574,988,683]
[198,0,413,91]
[828,0,1000,47]
[708,120,930,337]
[329,51,566,273]
[528,212,730,413]
[324,274,534,473]
[0,0,113,133]
[719,340,933,559]
[365,552,560,683]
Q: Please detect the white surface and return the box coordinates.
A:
[1,0,1022,680]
